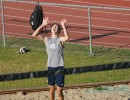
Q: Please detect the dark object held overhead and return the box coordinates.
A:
[29,4,44,31]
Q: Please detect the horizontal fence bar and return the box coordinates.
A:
[2,0,37,4]
[3,0,130,11]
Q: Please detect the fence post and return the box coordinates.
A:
[1,0,6,47]
[88,6,93,55]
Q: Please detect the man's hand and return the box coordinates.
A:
[61,18,67,26]
[42,17,49,26]
[32,17,49,38]
[60,18,69,42]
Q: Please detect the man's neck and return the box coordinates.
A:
[51,33,58,38]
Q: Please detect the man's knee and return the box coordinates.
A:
[49,86,55,94]
[57,87,63,96]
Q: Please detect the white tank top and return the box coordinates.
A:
[45,37,64,67]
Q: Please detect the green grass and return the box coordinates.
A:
[0,36,130,90]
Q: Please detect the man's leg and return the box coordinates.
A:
[49,85,55,100]
[48,67,56,100]
[57,86,64,100]
[56,73,64,100]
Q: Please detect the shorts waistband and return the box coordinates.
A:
[48,66,64,70]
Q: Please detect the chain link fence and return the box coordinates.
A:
[0,0,130,90]
[1,0,130,55]
[0,0,130,56]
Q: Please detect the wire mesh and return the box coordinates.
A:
[91,7,130,60]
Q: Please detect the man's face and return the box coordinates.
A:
[51,24,59,34]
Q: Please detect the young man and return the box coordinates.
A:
[32,17,69,100]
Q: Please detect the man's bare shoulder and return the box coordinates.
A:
[59,36,69,42]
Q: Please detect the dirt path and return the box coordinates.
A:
[0,85,130,100]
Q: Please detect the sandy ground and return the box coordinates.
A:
[0,85,130,100]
